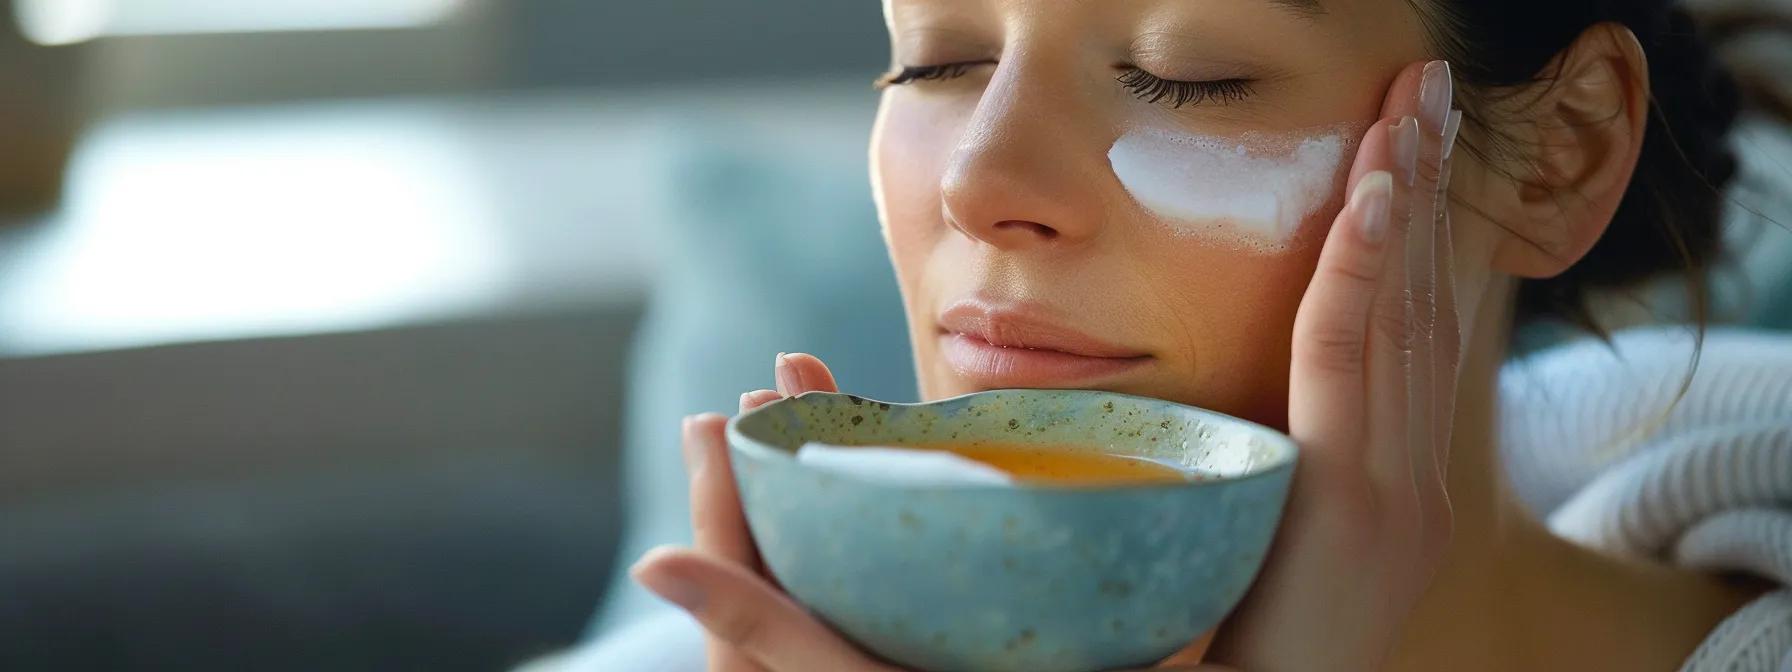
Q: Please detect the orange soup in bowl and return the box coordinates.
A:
[909,442,1190,486]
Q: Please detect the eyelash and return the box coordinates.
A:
[1115,68,1253,108]
[877,62,1253,110]
[876,62,981,87]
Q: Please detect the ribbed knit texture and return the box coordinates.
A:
[1502,328,1792,672]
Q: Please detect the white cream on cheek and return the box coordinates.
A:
[1107,126,1353,252]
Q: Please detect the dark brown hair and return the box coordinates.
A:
[1418,0,1743,330]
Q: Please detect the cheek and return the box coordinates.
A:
[1106,125,1357,252]
[872,98,960,299]
[1097,127,1347,422]
[1120,225,1324,427]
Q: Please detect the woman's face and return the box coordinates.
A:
[872,0,1435,427]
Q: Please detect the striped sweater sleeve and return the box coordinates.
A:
[1500,327,1792,672]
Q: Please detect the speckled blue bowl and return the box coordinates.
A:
[727,389,1297,672]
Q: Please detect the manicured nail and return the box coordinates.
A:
[1390,117,1420,186]
[774,353,800,395]
[634,559,705,611]
[679,415,705,473]
[1353,171,1393,244]
[1441,109,1463,161]
[1420,61,1453,135]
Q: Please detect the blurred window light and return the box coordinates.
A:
[16,0,464,46]
[0,106,509,357]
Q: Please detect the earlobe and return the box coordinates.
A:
[1491,23,1651,279]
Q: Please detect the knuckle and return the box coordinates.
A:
[1302,327,1368,375]
[1320,251,1382,288]
[706,603,768,648]
[1416,157,1445,185]
[1371,302,1411,351]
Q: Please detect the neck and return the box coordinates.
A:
[1389,278,1751,671]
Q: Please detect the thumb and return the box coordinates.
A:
[775,352,840,395]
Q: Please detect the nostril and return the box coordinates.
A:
[993,220,1059,239]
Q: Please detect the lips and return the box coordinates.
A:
[936,301,1151,388]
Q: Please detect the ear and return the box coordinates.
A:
[1490,22,1651,279]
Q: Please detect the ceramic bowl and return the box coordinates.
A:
[727,389,1297,672]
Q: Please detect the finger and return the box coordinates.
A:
[1405,63,1456,518]
[633,546,765,672]
[1411,61,1453,405]
[1377,60,1428,121]
[1365,115,1419,497]
[1432,123,1463,486]
[1158,630,1216,667]
[682,413,773,672]
[1288,167,1397,471]
[740,389,782,414]
[684,414,759,569]
[1287,80,1408,467]
[633,548,894,672]
[1362,60,1449,497]
[774,352,840,397]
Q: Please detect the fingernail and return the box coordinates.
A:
[1390,117,1420,186]
[1353,171,1393,244]
[635,563,706,611]
[1441,109,1463,161]
[1420,61,1453,135]
[679,416,705,474]
[774,353,801,395]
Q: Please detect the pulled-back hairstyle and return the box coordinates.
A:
[1418,0,1754,330]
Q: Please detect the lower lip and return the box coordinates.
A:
[938,333,1151,389]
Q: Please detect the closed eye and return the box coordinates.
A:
[1116,68,1254,108]
[876,61,993,88]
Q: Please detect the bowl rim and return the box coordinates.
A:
[726,388,1299,492]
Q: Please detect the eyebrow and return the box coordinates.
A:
[1270,0,1327,18]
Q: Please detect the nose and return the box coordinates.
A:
[939,60,1104,250]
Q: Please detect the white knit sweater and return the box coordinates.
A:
[1502,327,1792,671]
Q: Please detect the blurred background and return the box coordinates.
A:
[0,1,916,670]
[3,2,1790,671]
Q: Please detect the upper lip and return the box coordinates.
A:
[937,300,1150,359]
